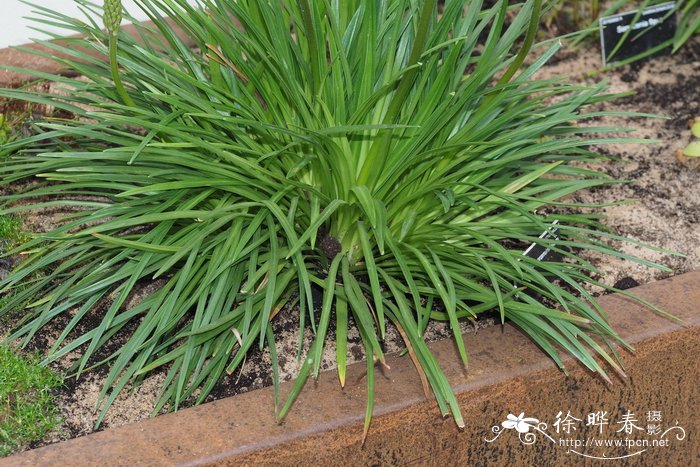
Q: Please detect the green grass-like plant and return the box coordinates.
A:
[0,0,673,435]
[0,345,62,456]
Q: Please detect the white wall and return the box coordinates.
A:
[0,0,198,48]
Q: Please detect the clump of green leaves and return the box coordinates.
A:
[0,345,62,456]
[0,0,672,435]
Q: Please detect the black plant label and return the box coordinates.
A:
[599,1,677,65]
[522,220,562,263]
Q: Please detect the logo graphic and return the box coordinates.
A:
[484,410,687,460]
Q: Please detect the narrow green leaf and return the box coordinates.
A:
[335,296,348,387]
[91,233,180,253]
[357,222,385,338]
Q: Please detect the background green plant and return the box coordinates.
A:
[0,345,62,457]
[0,0,673,435]
[0,215,26,247]
[0,211,59,457]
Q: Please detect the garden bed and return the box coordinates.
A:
[4,272,699,465]
[1,22,699,461]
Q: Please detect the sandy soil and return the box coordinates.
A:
[2,37,699,450]
[538,39,700,287]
